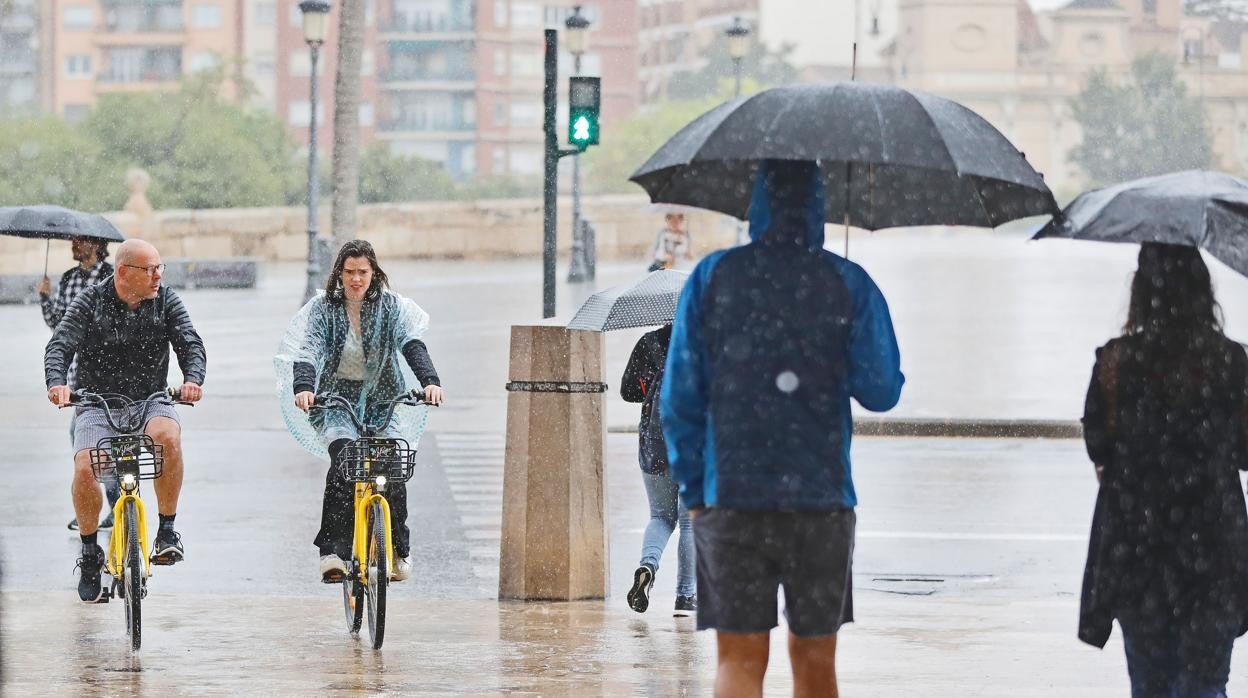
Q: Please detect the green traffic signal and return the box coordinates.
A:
[569,109,599,149]
[568,76,601,150]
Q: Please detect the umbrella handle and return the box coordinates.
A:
[43,239,49,278]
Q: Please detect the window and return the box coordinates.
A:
[366,0,375,25]
[63,6,93,30]
[509,146,541,174]
[492,147,505,174]
[190,52,219,72]
[1143,0,1156,14]
[192,4,222,29]
[289,100,323,127]
[494,101,507,126]
[361,50,375,76]
[511,2,540,28]
[463,98,477,127]
[494,0,507,27]
[290,50,311,77]
[495,48,508,76]
[359,102,374,127]
[65,55,92,78]
[254,59,275,77]
[255,1,275,25]
[510,100,540,127]
[289,3,302,27]
[512,52,541,78]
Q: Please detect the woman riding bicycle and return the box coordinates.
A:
[276,239,443,583]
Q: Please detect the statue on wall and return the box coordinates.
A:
[123,168,153,218]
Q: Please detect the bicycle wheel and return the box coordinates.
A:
[342,563,363,636]
[123,499,143,651]
[365,500,388,650]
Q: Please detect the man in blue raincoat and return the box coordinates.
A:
[661,159,904,696]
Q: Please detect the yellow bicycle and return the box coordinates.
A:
[66,389,191,652]
[311,389,423,650]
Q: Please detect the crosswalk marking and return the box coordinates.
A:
[436,432,505,584]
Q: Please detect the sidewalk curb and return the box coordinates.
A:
[608,418,1083,439]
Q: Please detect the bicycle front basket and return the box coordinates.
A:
[338,438,417,484]
[89,435,164,482]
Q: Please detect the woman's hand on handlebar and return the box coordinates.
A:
[295,391,316,412]
[422,385,443,406]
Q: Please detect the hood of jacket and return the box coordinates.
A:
[746,159,826,249]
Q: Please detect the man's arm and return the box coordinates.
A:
[39,273,66,329]
[660,256,721,510]
[45,285,93,389]
[844,266,904,412]
[164,290,207,388]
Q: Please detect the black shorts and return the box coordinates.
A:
[693,508,855,637]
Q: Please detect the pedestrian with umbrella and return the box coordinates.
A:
[1036,172,1248,696]
[0,205,126,532]
[631,82,1056,696]
[568,270,696,615]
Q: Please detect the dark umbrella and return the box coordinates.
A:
[567,269,689,331]
[630,83,1058,231]
[1034,170,1248,277]
[0,205,126,276]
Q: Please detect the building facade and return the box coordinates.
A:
[0,0,41,115]
[888,0,1248,193]
[638,0,759,103]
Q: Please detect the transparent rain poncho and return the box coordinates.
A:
[274,290,431,460]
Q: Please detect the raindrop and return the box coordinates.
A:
[776,370,799,393]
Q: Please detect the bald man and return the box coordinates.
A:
[45,239,206,603]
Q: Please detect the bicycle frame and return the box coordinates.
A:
[352,482,395,584]
[107,478,151,580]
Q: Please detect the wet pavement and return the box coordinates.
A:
[1,234,1246,694]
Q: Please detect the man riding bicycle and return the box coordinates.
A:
[44,239,206,603]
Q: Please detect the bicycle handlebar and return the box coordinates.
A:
[309,388,427,437]
[64,388,193,434]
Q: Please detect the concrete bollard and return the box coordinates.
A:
[499,325,607,601]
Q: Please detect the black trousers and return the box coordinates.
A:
[314,439,411,558]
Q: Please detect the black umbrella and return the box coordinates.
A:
[567,269,689,331]
[1034,170,1248,277]
[630,83,1058,231]
[0,205,125,276]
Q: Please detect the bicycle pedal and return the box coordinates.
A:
[150,553,182,566]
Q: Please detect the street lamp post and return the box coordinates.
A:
[300,0,331,304]
[565,6,593,283]
[726,17,750,245]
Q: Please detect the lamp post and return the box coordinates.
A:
[1182,26,1207,106]
[726,16,750,98]
[300,0,331,304]
[726,17,750,245]
[565,5,593,283]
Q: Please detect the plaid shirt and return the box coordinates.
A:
[41,261,112,330]
[41,261,112,388]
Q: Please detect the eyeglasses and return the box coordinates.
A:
[122,263,166,276]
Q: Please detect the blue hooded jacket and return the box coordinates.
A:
[660,160,904,511]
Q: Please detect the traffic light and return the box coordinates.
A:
[568,76,600,150]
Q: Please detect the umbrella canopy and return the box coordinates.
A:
[567,269,689,332]
[1034,170,1248,277]
[630,82,1058,230]
[0,205,125,242]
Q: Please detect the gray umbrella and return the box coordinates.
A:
[630,82,1058,230]
[567,269,690,332]
[1034,170,1248,277]
[0,205,125,277]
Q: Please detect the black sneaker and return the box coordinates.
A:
[627,564,655,613]
[99,512,115,529]
[75,544,107,603]
[67,517,79,531]
[150,529,184,566]
[674,595,697,617]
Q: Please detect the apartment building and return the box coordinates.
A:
[0,0,40,114]
[638,0,758,103]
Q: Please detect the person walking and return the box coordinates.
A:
[621,323,696,616]
[279,239,444,584]
[1079,242,1248,698]
[649,212,693,272]
[37,236,119,532]
[661,160,904,697]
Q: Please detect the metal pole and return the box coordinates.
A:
[568,52,588,282]
[733,56,746,246]
[542,29,558,318]
[302,44,322,304]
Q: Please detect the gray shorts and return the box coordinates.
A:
[73,403,181,453]
[693,508,856,637]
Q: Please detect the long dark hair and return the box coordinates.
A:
[324,239,390,302]
[1124,242,1222,337]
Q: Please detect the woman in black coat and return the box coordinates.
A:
[1080,243,1248,697]
[620,324,696,616]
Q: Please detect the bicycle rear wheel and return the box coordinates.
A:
[365,500,388,650]
[123,499,143,651]
[342,565,363,636]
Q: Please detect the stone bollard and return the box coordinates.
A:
[499,325,607,601]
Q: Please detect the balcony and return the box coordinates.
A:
[379,13,473,36]
[0,55,36,75]
[101,2,184,33]
[97,69,181,83]
[380,66,475,91]
[378,114,475,133]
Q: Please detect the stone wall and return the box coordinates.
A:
[0,196,739,274]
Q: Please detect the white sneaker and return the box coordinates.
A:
[319,554,347,583]
[392,556,412,582]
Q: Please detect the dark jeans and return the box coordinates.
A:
[1119,608,1237,698]
[314,439,410,559]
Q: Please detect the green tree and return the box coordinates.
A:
[1068,52,1211,186]
[665,41,799,101]
[0,117,123,211]
[582,95,726,194]
[358,143,457,203]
